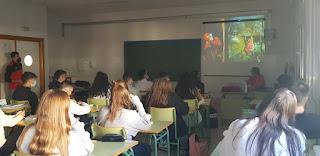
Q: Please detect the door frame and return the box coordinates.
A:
[0,34,45,95]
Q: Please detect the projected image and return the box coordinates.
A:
[228,18,265,62]
[202,15,265,63]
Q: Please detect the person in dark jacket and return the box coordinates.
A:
[145,78,189,155]
[12,72,38,115]
[4,52,23,98]
[49,69,67,89]
[175,72,203,100]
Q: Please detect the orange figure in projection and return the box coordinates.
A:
[245,36,254,53]
[203,33,214,49]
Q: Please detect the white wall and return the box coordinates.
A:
[0,0,49,96]
[48,0,298,94]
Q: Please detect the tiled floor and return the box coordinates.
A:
[141,127,227,156]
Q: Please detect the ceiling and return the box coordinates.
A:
[35,0,245,16]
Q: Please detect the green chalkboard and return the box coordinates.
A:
[124,39,201,81]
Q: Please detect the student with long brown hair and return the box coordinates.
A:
[220,88,305,156]
[97,80,151,156]
[145,78,189,155]
[17,90,94,156]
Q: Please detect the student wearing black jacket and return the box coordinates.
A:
[12,72,38,115]
[145,78,189,155]
[49,69,67,89]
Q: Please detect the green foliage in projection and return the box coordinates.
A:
[228,19,265,62]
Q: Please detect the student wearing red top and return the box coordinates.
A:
[247,67,265,91]
[4,52,23,98]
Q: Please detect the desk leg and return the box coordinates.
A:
[152,134,158,156]
[166,127,170,156]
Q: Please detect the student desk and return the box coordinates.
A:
[1,104,30,114]
[92,140,138,156]
[140,121,172,156]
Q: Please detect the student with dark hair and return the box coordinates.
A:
[134,69,153,92]
[4,51,23,98]
[246,67,265,91]
[157,71,170,80]
[49,69,67,89]
[12,72,38,115]
[89,72,111,99]
[220,89,305,156]
[123,72,138,95]
[190,71,205,94]
[175,72,203,100]
[292,82,320,139]
[275,73,294,90]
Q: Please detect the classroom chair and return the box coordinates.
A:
[184,99,199,133]
[91,124,134,156]
[87,98,108,121]
[220,96,250,125]
[9,100,31,115]
[11,150,30,156]
[150,107,180,156]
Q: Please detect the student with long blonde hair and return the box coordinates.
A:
[17,90,94,156]
[220,89,305,156]
[97,80,151,156]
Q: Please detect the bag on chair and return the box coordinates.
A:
[189,133,209,156]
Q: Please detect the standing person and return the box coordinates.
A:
[134,69,153,92]
[246,67,266,91]
[88,72,111,100]
[145,78,189,155]
[220,89,305,156]
[97,80,152,156]
[48,69,67,89]
[0,109,25,155]
[4,52,23,98]
[12,72,38,115]
[16,90,94,156]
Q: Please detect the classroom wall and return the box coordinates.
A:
[0,0,49,95]
[48,0,299,94]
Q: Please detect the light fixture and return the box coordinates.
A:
[24,55,33,66]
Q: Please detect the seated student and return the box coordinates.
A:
[220,89,305,156]
[17,90,94,155]
[123,72,139,96]
[12,72,38,115]
[175,72,204,100]
[275,73,294,90]
[88,72,111,100]
[134,69,153,92]
[145,78,189,155]
[190,71,205,94]
[49,69,67,89]
[246,67,266,91]
[60,83,91,129]
[96,80,151,156]
[0,109,25,155]
[289,82,320,139]
[157,71,170,80]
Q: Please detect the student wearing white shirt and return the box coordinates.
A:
[97,80,152,156]
[88,72,111,101]
[220,89,305,156]
[17,90,93,156]
[123,72,139,96]
[60,83,91,129]
[134,69,153,92]
[0,109,24,155]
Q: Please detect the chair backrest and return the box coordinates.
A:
[221,97,250,121]
[87,98,108,107]
[12,150,31,156]
[10,100,29,105]
[150,107,178,138]
[91,123,126,140]
[184,99,198,114]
